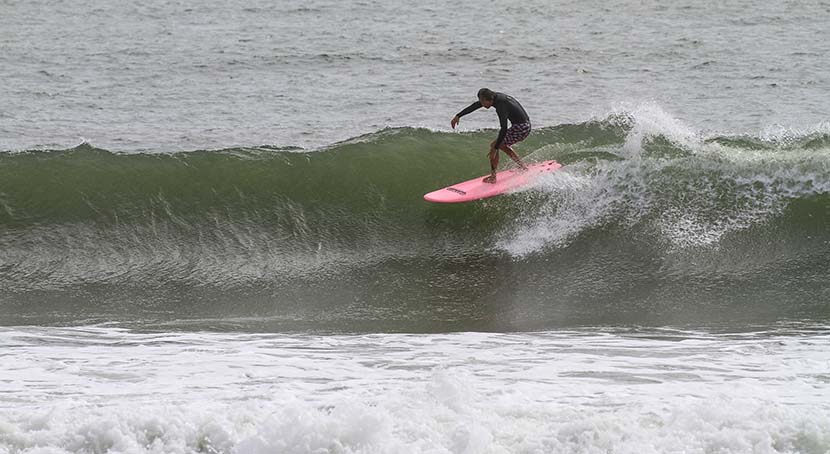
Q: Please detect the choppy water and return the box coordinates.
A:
[3,0,830,151]
[2,0,830,452]
[2,326,829,453]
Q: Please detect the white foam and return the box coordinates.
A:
[1,327,828,454]
[497,164,625,256]
[499,105,830,256]
[616,102,702,157]
[758,121,830,146]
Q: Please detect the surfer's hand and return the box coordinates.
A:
[451,116,459,129]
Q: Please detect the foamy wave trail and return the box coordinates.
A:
[500,106,830,255]
[3,107,830,329]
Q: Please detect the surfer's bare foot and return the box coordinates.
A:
[482,175,497,184]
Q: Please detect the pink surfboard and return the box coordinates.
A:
[424,160,562,203]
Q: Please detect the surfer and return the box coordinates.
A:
[451,88,531,183]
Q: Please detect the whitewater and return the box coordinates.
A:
[2,326,829,454]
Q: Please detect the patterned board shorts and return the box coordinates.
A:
[504,122,532,146]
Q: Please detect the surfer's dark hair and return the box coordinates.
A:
[477,88,495,101]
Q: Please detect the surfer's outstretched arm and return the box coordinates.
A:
[451,101,483,129]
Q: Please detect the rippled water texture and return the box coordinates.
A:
[2,0,830,151]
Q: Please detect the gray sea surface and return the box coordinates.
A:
[3,0,829,151]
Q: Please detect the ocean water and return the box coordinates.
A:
[2,0,830,452]
[2,326,829,453]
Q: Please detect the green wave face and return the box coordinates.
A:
[0,123,628,253]
[3,119,830,330]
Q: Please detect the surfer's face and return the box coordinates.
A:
[479,97,493,108]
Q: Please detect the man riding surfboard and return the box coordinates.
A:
[451,88,531,183]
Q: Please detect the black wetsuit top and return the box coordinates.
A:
[456,92,530,148]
